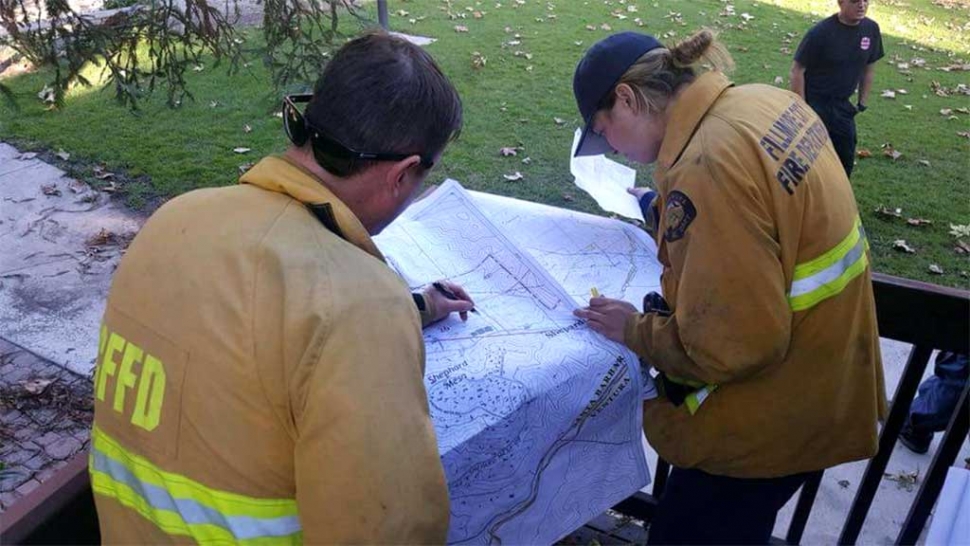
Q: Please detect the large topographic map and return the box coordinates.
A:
[375,180,660,544]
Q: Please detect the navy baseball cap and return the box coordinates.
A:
[573,32,664,157]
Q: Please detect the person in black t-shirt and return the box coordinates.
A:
[790,0,884,177]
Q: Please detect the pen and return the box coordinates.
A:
[433,282,479,314]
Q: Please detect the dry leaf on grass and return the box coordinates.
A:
[454,25,469,33]
[553,117,567,126]
[874,206,902,219]
[55,149,70,161]
[928,264,944,275]
[244,125,252,133]
[18,152,38,160]
[954,240,970,255]
[503,171,524,181]
[41,184,61,197]
[857,148,873,158]
[238,162,255,174]
[521,157,532,165]
[93,166,115,180]
[881,143,902,160]
[950,224,970,238]
[471,51,487,70]
[892,240,917,253]
[562,193,575,202]
[880,90,896,99]
[906,218,932,227]
[918,159,931,167]
[233,147,251,154]
[499,147,518,157]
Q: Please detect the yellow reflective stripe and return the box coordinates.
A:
[793,217,862,280]
[90,463,240,543]
[92,426,297,520]
[684,385,718,415]
[789,252,868,312]
[664,373,706,389]
[788,218,869,312]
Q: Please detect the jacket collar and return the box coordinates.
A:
[239,155,385,262]
[656,71,734,173]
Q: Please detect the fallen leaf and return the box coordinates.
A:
[93,166,115,180]
[960,131,970,140]
[600,23,612,31]
[454,25,469,32]
[906,217,932,227]
[55,149,70,161]
[209,100,220,108]
[897,89,909,95]
[585,24,596,31]
[101,181,119,193]
[903,105,913,110]
[553,117,567,126]
[884,469,920,492]
[773,76,784,85]
[37,85,56,104]
[881,143,902,161]
[193,64,205,72]
[499,147,518,157]
[881,90,896,99]
[473,10,483,19]
[503,171,524,181]
[18,152,38,160]
[23,378,53,395]
[521,157,532,164]
[238,162,255,174]
[950,224,970,239]
[574,40,584,46]
[471,51,487,70]
[233,147,251,154]
[893,240,917,254]
[562,193,575,202]
[928,264,944,275]
[244,124,252,133]
[857,148,873,158]
[41,184,61,197]
[955,240,970,255]
[940,108,953,116]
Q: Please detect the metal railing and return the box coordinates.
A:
[612,273,970,545]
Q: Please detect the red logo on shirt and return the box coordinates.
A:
[861,37,871,51]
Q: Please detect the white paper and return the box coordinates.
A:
[926,467,970,546]
[376,180,656,544]
[570,128,644,222]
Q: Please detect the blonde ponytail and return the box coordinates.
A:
[602,29,734,115]
[670,29,735,72]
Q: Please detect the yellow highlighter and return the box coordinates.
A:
[590,287,600,299]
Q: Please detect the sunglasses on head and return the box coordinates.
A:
[281,94,436,177]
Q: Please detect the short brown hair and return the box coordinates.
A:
[306,32,463,177]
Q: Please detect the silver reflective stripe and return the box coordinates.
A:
[789,227,866,298]
[91,450,301,540]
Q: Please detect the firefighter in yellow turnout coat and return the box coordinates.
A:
[572,30,886,544]
[89,33,473,544]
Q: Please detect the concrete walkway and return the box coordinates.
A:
[0,140,966,543]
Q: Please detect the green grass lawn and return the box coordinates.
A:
[1,0,968,286]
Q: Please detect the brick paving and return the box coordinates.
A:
[0,338,92,512]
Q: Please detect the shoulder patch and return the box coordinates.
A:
[664,190,697,242]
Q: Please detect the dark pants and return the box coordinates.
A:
[808,98,858,178]
[647,467,818,545]
[908,352,969,437]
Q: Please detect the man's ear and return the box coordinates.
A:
[384,154,424,197]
